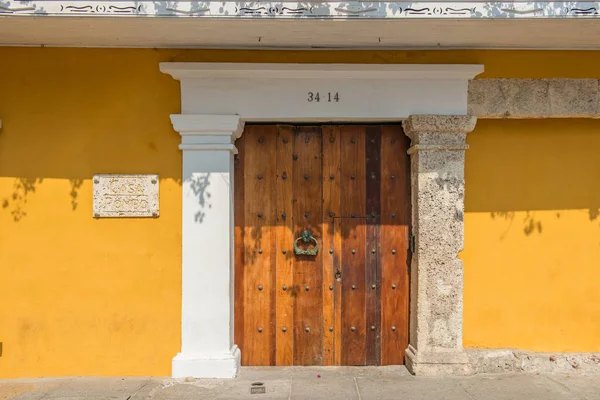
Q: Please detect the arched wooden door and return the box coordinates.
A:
[234,124,410,366]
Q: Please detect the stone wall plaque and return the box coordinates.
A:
[93,174,159,218]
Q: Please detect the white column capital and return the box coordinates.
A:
[170,114,245,152]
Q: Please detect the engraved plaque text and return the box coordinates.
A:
[93,174,159,218]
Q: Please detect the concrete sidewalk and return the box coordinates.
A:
[2,367,599,400]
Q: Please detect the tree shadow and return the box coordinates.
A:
[466,119,600,235]
[491,211,544,237]
[69,179,84,211]
[189,173,211,224]
[1,177,43,222]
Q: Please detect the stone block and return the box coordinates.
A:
[548,78,599,117]
[468,79,509,118]
[405,345,471,376]
[500,79,552,117]
[468,349,600,375]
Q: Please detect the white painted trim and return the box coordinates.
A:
[172,346,241,379]
[171,114,244,138]
[178,143,238,152]
[162,62,483,122]
[171,113,245,379]
[163,62,479,378]
[172,114,244,152]
[3,1,600,19]
[160,63,485,81]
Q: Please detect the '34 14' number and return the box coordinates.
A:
[308,92,340,103]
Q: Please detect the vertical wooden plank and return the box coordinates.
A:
[333,207,343,365]
[321,126,341,366]
[233,130,246,360]
[365,126,382,365]
[275,125,295,366]
[380,125,411,365]
[292,126,324,366]
[242,125,277,366]
[340,126,367,366]
[332,129,344,365]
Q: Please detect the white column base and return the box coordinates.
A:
[405,345,472,376]
[172,345,241,379]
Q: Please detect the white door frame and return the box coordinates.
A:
[161,62,482,378]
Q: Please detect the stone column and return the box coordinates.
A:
[170,114,244,378]
[403,115,477,375]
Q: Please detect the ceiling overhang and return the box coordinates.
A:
[2,1,600,49]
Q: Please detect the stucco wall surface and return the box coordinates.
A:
[1,48,599,377]
[463,119,600,353]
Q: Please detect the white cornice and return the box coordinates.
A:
[170,114,244,136]
[1,1,600,19]
[160,63,484,80]
[162,62,480,120]
[170,114,245,151]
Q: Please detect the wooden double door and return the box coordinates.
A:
[234,124,410,366]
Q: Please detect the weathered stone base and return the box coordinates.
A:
[468,349,600,375]
[406,347,600,376]
[405,345,472,376]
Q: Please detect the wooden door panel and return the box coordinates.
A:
[241,125,278,366]
[365,126,382,366]
[321,125,341,366]
[235,124,409,367]
[275,125,295,366]
[380,126,411,365]
[233,131,246,359]
[292,126,324,366]
[339,126,367,366]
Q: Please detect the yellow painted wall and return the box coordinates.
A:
[463,119,600,352]
[0,48,183,377]
[0,48,599,377]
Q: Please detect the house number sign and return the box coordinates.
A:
[307,92,340,103]
[93,174,159,218]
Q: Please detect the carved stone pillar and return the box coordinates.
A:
[403,115,477,375]
[170,114,244,378]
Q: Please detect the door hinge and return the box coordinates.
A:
[409,234,415,253]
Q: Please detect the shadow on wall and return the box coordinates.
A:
[1,177,90,220]
[0,47,183,222]
[0,47,189,377]
[465,119,600,235]
[190,173,211,223]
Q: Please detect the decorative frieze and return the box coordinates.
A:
[2,1,600,19]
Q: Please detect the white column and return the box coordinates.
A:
[170,114,244,378]
[403,115,477,375]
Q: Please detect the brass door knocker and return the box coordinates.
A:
[294,230,319,256]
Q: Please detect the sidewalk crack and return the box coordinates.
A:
[544,375,584,399]
[458,381,476,400]
[354,377,362,400]
[126,379,151,400]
